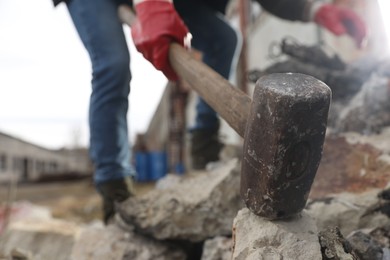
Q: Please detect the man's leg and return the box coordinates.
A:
[67,0,135,223]
[174,0,239,169]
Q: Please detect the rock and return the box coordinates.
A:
[335,73,390,134]
[71,224,186,260]
[0,218,80,260]
[201,236,232,260]
[306,189,389,236]
[231,208,322,260]
[0,217,186,260]
[383,248,390,260]
[342,127,390,156]
[7,248,33,260]
[369,224,390,248]
[0,201,52,234]
[369,224,390,260]
[312,133,390,199]
[155,174,182,190]
[118,159,243,242]
[318,227,357,260]
[347,231,383,260]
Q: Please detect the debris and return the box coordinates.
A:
[279,37,346,70]
[232,208,322,260]
[201,236,232,260]
[319,227,357,260]
[117,159,243,242]
[347,231,384,260]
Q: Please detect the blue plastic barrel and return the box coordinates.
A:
[135,152,149,182]
[148,151,168,181]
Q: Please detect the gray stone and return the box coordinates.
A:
[347,231,383,260]
[0,218,186,260]
[318,227,356,260]
[118,159,243,242]
[0,218,80,260]
[306,190,389,236]
[335,73,390,134]
[311,132,390,199]
[232,208,322,260]
[201,236,232,260]
[342,127,390,157]
[71,224,186,260]
[383,248,390,260]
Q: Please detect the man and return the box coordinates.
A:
[130,0,366,170]
[53,0,366,223]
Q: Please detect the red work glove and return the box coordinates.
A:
[131,1,189,81]
[313,4,367,48]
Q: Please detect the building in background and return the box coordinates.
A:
[0,131,92,183]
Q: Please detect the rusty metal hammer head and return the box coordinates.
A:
[241,73,331,220]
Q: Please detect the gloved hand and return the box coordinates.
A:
[131,1,189,81]
[313,4,367,48]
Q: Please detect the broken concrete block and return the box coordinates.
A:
[347,231,384,260]
[342,127,390,156]
[0,218,80,260]
[0,218,186,260]
[0,202,52,235]
[312,133,390,199]
[335,73,390,134]
[306,189,389,237]
[231,208,321,260]
[118,159,243,242]
[201,236,232,260]
[71,224,186,260]
[319,227,357,260]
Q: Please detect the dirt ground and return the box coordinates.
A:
[0,179,155,224]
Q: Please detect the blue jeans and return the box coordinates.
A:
[174,0,238,131]
[67,0,238,184]
[67,0,135,184]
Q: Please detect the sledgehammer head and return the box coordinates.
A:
[241,73,331,220]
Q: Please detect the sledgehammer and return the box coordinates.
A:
[119,5,331,219]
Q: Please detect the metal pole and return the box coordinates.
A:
[238,0,250,94]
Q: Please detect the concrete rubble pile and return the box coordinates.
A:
[2,131,390,260]
[1,41,390,259]
[0,159,242,260]
[249,37,390,135]
[116,159,243,242]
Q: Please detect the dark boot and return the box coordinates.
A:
[95,176,135,224]
[190,127,224,170]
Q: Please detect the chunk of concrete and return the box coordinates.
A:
[0,218,186,260]
[335,73,390,134]
[312,133,390,199]
[118,159,243,242]
[319,227,357,260]
[231,208,322,260]
[347,231,384,260]
[71,224,186,260]
[306,189,389,237]
[0,218,80,260]
[201,236,232,260]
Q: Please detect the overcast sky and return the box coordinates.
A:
[0,0,167,149]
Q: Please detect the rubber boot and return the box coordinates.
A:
[190,126,224,170]
[95,176,135,224]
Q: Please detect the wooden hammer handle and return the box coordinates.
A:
[118,5,251,137]
[169,44,251,137]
